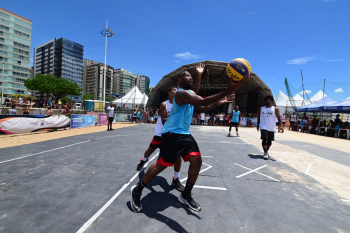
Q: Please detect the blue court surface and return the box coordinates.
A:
[0,124,349,233]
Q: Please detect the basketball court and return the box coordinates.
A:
[0,125,349,233]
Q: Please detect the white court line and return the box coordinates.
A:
[180,163,228,191]
[0,140,91,164]
[201,156,213,158]
[235,165,267,178]
[97,133,149,139]
[76,152,159,233]
[342,199,350,203]
[193,185,227,191]
[0,133,149,165]
[234,163,280,182]
[180,162,213,183]
[305,163,312,175]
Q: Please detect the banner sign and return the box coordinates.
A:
[240,117,247,126]
[71,115,96,129]
[0,115,71,135]
[98,113,108,125]
[248,117,258,127]
[115,113,128,122]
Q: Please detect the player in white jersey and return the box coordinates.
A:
[257,95,282,160]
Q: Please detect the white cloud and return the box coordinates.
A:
[325,59,343,62]
[299,90,312,95]
[287,56,315,65]
[174,52,201,60]
[334,88,344,93]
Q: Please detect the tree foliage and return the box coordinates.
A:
[83,93,93,101]
[24,74,82,99]
[61,96,72,103]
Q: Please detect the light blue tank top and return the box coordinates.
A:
[162,88,194,135]
[231,110,240,123]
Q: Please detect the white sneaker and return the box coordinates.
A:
[263,152,269,160]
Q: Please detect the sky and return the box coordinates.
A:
[2,0,350,102]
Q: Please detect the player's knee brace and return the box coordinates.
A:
[262,139,268,146]
[267,140,272,146]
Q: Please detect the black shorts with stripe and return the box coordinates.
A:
[149,135,162,149]
[157,132,201,167]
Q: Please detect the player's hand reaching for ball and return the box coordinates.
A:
[228,76,249,92]
[219,94,235,105]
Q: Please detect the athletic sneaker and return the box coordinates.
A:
[178,193,201,212]
[172,178,185,192]
[227,133,231,137]
[236,133,240,137]
[136,159,147,171]
[263,152,270,160]
[131,185,142,213]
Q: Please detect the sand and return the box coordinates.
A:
[0,122,138,149]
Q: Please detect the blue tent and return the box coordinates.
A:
[296,96,338,112]
[323,98,350,112]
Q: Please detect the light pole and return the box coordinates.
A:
[101,20,114,112]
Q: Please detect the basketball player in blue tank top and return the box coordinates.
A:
[136,64,204,193]
[131,64,249,213]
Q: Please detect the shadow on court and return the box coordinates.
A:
[247,153,277,161]
[247,153,264,160]
[126,171,201,233]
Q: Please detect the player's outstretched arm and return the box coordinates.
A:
[195,94,235,113]
[176,77,248,107]
[194,63,205,94]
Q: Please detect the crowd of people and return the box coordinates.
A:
[2,96,74,117]
[3,97,76,110]
[280,112,350,139]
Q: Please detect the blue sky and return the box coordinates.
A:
[2,0,350,101]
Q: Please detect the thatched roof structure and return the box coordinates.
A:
[147,60,273,114]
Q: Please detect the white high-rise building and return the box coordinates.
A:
[0,8,32,95]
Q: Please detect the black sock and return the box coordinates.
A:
[134,180,146,193]
[182,181,194,198]
[263,148,268,153]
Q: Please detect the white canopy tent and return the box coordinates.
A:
[309,90,327,103]
[275,90,306,114]
[112,86,148,109]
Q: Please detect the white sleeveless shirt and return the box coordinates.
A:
[154,100,173,136]
[259,106,276,132]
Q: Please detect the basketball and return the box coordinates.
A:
[226,58,251,83]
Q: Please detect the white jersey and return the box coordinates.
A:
[154,100,173,136]
[259,106,276,132]
[107,106,114,117]
[282,115,286,122]
[290,114,297,122]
